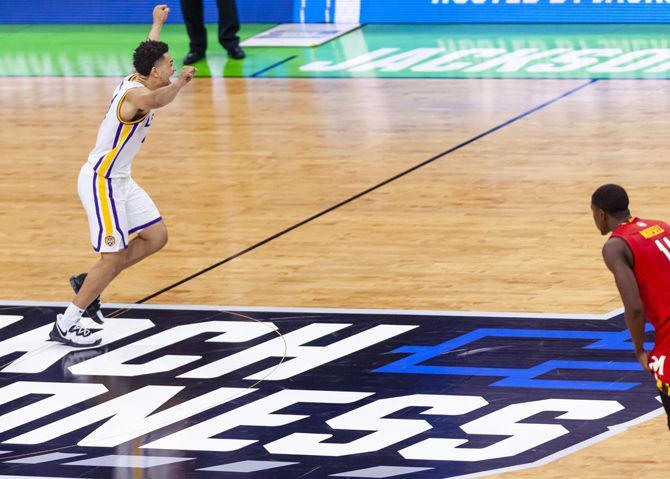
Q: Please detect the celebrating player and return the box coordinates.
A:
[50,5,196,347]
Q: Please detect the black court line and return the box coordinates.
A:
[136,78,598,304]
[250,55,298,77]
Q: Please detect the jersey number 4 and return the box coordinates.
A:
[655,237,670,260]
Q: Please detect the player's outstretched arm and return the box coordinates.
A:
[602,237,649,370]
[125,67,196,114]
[147,4,170,41]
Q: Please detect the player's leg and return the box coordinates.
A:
[122,178,166,270]
[216,0,244,58]
[51,250,126,347]
[69,272,104,323]
[74,251,128,309]
[659,390,670,430]
[123,219,168,270]
[181,0,207,63]
[51,166,127,346]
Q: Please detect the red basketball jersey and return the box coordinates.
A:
[611,217,670,335]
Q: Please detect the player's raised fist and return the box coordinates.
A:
[153,4,170,24]
[179,66,197,84]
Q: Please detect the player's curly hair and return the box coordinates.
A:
[133,40,169,76]
[592,184,630,216]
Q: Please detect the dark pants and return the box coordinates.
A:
[180,0,240,54]
[660,391,670,430]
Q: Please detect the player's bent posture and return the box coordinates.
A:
[592,184,670,429]
[50,5,196,347]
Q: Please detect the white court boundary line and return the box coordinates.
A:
[0,300,623,321]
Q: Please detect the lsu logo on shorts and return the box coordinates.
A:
[77,163,161,253]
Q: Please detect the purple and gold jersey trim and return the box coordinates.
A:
[107,177,128,248]
[116,88,150,125]
[94,122,139,178]
[91,172,130,252]
[92,174,103,252]
[128,216,162,234]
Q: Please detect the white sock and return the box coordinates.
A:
[59,303,84,328]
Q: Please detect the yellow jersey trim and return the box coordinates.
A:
[97,123,135,177]
[116,88,150,125]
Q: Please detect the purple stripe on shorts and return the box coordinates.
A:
[107,177,127,249]
[93,154,105,171]
[129,216,162,234]
[106,123,138,178]
[92,173,103,252]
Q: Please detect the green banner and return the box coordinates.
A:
[265,25,670,78]
[2,24,670,78]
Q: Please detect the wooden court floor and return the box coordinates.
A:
[2,76,670,477]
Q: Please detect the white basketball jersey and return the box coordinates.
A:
[87,74,154,178]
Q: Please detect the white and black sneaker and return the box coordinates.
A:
[70,273,105,324]
[49,315,102,347]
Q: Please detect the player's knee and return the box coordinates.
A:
[153,227,168,251]
[101,251,127,275]
[111,257,126,275]
[142,221,167,252]
[159,228,168,249]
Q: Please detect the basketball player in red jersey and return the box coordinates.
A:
[592,183,670,428]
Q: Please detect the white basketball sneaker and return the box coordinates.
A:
[49,315,102,347]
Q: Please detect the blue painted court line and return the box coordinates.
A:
[250,56,298,77]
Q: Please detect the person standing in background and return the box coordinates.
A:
[181,0,245,64]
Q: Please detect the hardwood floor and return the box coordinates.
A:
[2,76,669,477]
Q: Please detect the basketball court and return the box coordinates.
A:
[1,9,670,479]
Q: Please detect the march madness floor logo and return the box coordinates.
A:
[0,303,662,478]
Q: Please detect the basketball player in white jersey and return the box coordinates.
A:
[50,5,196,347]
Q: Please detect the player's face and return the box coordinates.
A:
[153,53,176,86]
[591,203,608,235]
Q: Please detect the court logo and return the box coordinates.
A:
[0,304,662,479]
[299,47,670,78]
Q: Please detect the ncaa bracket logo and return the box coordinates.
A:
[0,303,662,479]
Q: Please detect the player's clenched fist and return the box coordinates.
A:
[153,4,170,24]
[179,66,197,84]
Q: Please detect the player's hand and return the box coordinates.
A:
[178,66,197,85]
[636,349,650,372]
[153,5,170,24]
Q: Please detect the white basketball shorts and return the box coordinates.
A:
[78,163,162,253]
